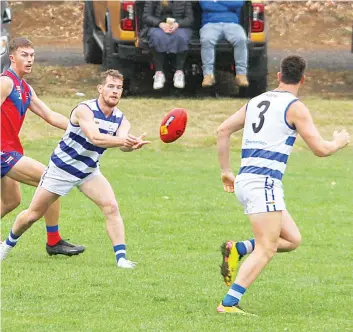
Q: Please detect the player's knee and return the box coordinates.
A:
[101,201,119,217]
[291,233,302,250]
[6,195,21,212]
[257,243,277,260]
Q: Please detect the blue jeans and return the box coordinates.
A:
[200,23,248,75]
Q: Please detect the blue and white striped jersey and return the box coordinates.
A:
[236,91,298,183]
[49,99,124,180]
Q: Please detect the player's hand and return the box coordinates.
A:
[123,134,139,148]
[132,133,150,150]
[221,171,236,193]
[333,129,350,149]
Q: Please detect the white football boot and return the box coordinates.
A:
[0,242,13,261]
[117,257,137,269]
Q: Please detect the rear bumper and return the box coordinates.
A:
[116,39,266,64]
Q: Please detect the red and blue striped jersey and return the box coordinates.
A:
[1,69,32,154]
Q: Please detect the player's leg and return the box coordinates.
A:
[6,156,85,255]
[220,238,255,286]
[1,176,21,217]
[1,151,23,217]
[277,210,302,252]
[0,187,59,260]
[217,211,282,314]
[225,210,301,263]
[78,172,135,269]
[221,180,299,286]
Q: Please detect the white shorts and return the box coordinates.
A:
[39,163,101,196]
[235,176,286,215]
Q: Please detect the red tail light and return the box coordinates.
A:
[121,1,135,31]
[251,3,264,33]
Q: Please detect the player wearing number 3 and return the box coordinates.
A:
[216,55,350,314]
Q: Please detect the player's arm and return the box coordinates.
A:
[28,86,69,130]
[73,105,138,149]
[216,103,247,192]
[116,117,150,152]
[287,101,350,157]
[0,76,13,106]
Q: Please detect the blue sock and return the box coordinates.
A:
[236,238,255,256]
[113,244,126,262]
[5,230,21,247]
[222,283,246,307]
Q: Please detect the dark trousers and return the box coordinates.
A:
[152,50,188,72]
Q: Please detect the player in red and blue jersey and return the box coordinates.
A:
[0,37,85,256]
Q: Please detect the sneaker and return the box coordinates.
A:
[173,70,185,89]
[46,239,85,256]
[202,74,215,87]
[117,257,137,269]
[0,242,13,261]
[235,74,249,87]
[220,241,241,286]
[217,302,257,316]
[153,71,166,90]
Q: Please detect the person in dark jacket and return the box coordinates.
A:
[199,0,249,88]
[142,1,193,90]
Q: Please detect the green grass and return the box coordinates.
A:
[2,137,353,332]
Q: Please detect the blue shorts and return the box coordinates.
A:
[1,151,23,178]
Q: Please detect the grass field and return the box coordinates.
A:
[1,96,353,332]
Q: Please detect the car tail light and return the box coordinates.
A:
[251,3,264,33]
[121,1,135,31]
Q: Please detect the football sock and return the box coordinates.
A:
[114,244,126,262]
[46,225,62,246]
[222,283,246,307]
[5,229,21,247]
[236,239,255,256]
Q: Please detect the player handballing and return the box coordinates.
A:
[216,55,350,314]
[1,69,150,268]
[1,37,84,256]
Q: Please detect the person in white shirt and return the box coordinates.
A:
[1,70,150,269]
[216,55,350,315]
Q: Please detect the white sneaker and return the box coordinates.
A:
[0,242,13,261]
[117,257,137,269]
[153,71,165,90]
[173,70,185,89]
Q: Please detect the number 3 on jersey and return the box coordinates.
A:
[252,100,270,133]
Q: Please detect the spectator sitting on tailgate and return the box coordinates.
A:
[199,0,249,88]
[142,0,193,90]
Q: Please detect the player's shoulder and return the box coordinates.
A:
[286,98,310,123]
[0,75,14,86]
[287,98,307,112]
[0,76,14,97]
[79,98,96,107]
[75,102,92,113]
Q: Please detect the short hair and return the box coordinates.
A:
[280,55,307,84]
[9,37,33,54]
[100,69,124,84]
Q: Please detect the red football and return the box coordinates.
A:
[160,108,188,143]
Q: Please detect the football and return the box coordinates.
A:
[160,108,188,143]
